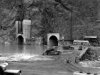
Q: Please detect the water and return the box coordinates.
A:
[0,44,45,56]
[0,44,73,75]
[0,44,100,75]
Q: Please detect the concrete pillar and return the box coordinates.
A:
[15,20,31,44]
[23,19,31,44]
[15,21,22,36]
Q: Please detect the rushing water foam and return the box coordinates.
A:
[0,53,53,62]
[0,44,52,61]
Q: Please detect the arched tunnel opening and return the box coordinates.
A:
[49,35,58,47]
[17,35,24,45]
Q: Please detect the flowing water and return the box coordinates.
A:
[0,44,45,55]
[0,44,49,61]
[0,44,73,75]
[0,44,99,75]
[0,44,51,61]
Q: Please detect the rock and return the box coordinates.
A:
[43,48,61,55]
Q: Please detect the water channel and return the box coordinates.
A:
[0,44,45,56]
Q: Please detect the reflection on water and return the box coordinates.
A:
[0,44,45,55]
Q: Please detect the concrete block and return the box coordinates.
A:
[4,69,21,75]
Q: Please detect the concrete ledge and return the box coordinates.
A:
[4,69,21,75]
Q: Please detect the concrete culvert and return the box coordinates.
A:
[17,35,24,45]
[49,35,58,47]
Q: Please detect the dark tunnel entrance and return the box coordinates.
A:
[49,36,58,47]
[17,35,24,45]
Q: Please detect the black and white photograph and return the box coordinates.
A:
[0,0,100,75]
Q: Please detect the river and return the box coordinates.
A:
[0,44,46,56]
